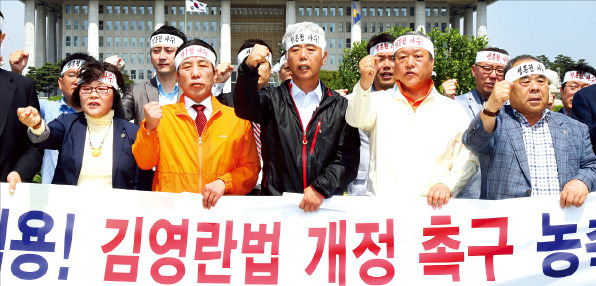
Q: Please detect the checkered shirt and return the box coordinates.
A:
[514,109,560,196]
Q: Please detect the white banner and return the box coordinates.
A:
[1,183,595,285]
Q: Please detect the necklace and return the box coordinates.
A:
[88,121,113,157]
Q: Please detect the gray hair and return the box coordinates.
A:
[282,22,326,51]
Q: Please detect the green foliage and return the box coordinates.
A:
[552,105,563,112]
[122,73,135,93]
[329,27,488,94]
[318,70,336,87]
[48,95,62,101]
[25,62,62,97]
[537,54,590,81]
[32,171,41,184]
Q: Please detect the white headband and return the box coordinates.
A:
[475,51,509,66]
[563,71,596,85]
[272,54,287,73]
[504,61,546,82]
[284,31,326,51]
[393,35,434,58]
[61,59,86,76]
[150,34,184,48]
[237,47,272,66]
[100,71,119,90]
[369,42,394,56]
[174,45,217,69]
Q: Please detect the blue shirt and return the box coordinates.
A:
[39,97,77,184]
[155,76,180,105]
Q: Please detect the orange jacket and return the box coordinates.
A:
[132,95,260,194]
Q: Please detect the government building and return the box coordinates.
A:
[19,0,496,84]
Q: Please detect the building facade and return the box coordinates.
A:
[21,0,495,83]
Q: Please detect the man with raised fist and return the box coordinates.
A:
[346,31,475,209]
[463,55,596,208]
[234,22,360,212]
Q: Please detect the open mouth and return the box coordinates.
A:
[88,102,101,107]
[298,65,310,71]
[380,72,393,80]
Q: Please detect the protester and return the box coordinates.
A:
[347,33,396,196]
[570,73,596,155]
[346,31,475,208]
[234,22,360,212]
[0,10,42,192]
[463,55,596,208]
[559,64,596,116]
[272,51,292,83]
[121,25,187,125]
[132,39,260,209]
[17,61,151,190]
[544,69,560,111]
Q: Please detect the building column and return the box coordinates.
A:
[47,11,57,64]
[463,7,474,39]
[350,0,361,45]
[88,0,99,60]
[154,0,165,30]
[476,0,487,38]
[35,4,47,68]
[23,0,36,74]
[286,0,296,27]
[415,0,425,32]
[450,12,460,32]
[221,0,232,93]
[57,16,63,60]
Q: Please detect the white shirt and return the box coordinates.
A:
[290,80,322,132]
[185,95,213,121]
[346,82,477,198]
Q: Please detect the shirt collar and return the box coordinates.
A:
[290,79,322,102]
[472,88,488,102]
[513,108,551,126]
[185,95,213,116]
[59,97,77,113]
[155,76,179,95]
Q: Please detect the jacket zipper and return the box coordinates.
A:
[309,121,322,154]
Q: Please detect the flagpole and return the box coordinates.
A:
[184,8,187,33]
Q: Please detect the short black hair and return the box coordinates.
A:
[150,25,187,43]
[478,47,509,56]
[367,33,397,54]
[562,63,596,87]
[238,39,273,54]
[73,61,126,119]
[60,52,95,75]
[504,54,540,74]
[175,38,217,69]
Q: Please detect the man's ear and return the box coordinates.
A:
[321,49,328,65]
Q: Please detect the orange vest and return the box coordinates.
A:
[132,95,260,194]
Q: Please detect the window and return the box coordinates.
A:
[131,37,136,47]
[123,37,128,47]
[329,23,335,33]
[171,21,176,30]
[107,5,112,14]
[211,37,217,48]
[122,54,128,63]
[299,7,304,16]
[426,23,431,31]
[99,53,103,62]
[165,5,168,14]
[196,22,201,31]
[386,8,391,17]
[329,55,335,65]
[346,22,351,33]
[114,21,120,31]
[322,23,327,32]
[99,5,103,14]
[339,22,343,33]
[73,36,78,47]
[148,6,153,14]
[131,21,136,31]
[425,7,430,17]
[315,7,319,16]
[115,37,120,47]
[338,54,343,64]
[66,20,71,30]
[106,37,112,47]
[139,38,144,47]
[106,21,112,31]
[441,7,447,17]
[148,21,153,31]
[131,70,136,80]
[441,23,447,32]
[83,5,88,14]
[179,22,184,32]
[339,38,344,48]
[339,6,344,16]
[330,7,335,16]
[370,22,375,33]
[385,22,391,31]
[329,38,335,49]
[74,20,79,30]
[140,6,145,14]
[123,5,128,14]
[346,38,351,49]
[115,5,120,14]
[370,7,375,17]
[378,8,383,17]
[402,7,407,17]
[99,36,104,47]
[211,22,217,32]
[140,21,145,31]
[410,7,415,17]
[66,4,71,13]
[139,70,145,80]
[211,6,217,15]
[203,22,209,32]
[132,6,137,14]
[187,22,192,32]
[410,22,415,29]
[65,36,71,46]
[74,5,79,13]
[378,22,382,32]
[171,6,176,14]
[323,7,328,16]
[362,22,367,33]
[362,7,367,17]
[82,20,88,30]
[306,7,312,16]
[130,54,136,64]
[434,7,439,17]
[138,53,144,64]
[394,7,399,17]
[123,21,128,31]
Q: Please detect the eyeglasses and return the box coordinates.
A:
[80,86,111,96]
[476,65,505,76]
[565,83,589,92]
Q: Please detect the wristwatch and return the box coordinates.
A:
[482,101,500,117]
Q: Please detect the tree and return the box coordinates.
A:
[121,72,135,93]
[25,62,62,97]
[536,54,591,81]
[328,27,488,94]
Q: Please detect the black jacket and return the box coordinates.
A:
[234,62,360,198]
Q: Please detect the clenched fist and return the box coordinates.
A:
[143,101,163,131]
[485,80,512,113]
[246,44,270,68]
[9,50,29,75]
[441,79,457,99]
[17,106,42,129]
[359,55,376,91]
[214,62,234,84]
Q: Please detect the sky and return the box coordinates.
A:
[1,0,596,71]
